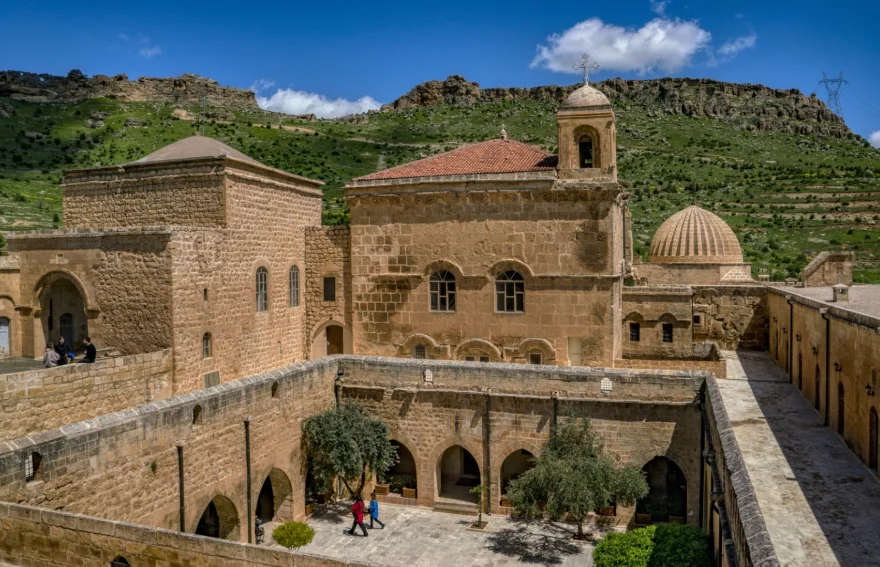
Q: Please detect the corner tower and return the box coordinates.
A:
[556,83,617,181]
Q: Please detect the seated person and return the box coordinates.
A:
[54,337,72,365]
[42,344,60,368]
[80,337,97,363]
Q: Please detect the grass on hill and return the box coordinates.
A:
[1,96,878,282]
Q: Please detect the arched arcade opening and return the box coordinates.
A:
[500,449,535,506]
[385,440,417,497]
[636,457,687,524]
[437,445,480,503]
[256,468,294,524]
[37,274,88,356]
[195,495,240,541]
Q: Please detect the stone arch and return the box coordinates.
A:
[422,259,465,280]
[310,318,352,358]
[435,443,482,504]
[623,312,645,322]
[385,439,418,497]
[572,124,602,169]
[398,333,445,359]
[636,456,687,524]
[193,494,241,541]
[499,449,536,501]
[110,557,131,567]
[487,258,535,279]
[454,339,502,362]
[657,313,678,324]
[514,337,556,364]
[33,270,95,355]
[255,467,294,524]
[31,270,95,311]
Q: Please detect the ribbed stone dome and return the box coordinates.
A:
[563,84,611,108]
[648,205,743,264]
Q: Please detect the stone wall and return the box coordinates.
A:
[766,287,880,470]
[692,286,768,350]
[345,183,625,366]
[62,160,227,229]
[634,261,753,285]
[0,502,372,567]
[305,226,352,358]
[0,350,172,441]
[0,358,337,539]
[168,164,322,394]
[622,286,694,358]
[614,357,726,379]
[801,251,853,287]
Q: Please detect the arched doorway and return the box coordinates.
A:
[38,275,87,352]
[438,445,480,503]
[837,382,845,435]
[256,468,294,524]
[636,457,687,523]
[310,321,352,359]
[500,450,535,505]
[195,495,240,541]
[327,325,344,355]
[814,365,821,410]
[110,558,131,567]
[385,441,417,496]
[60,313,74,346]
[0,317,9,357]
[869,408,878,472]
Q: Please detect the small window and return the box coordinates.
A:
[629,322,640,342]
[430,270,456,312]
[528,352,543,365]
[192,404,203,425]
[289,266,300,307]
[256,267,268,312]
[323,277,336,302]
[693,315,701,325]
[578,135,594,168]
[203,288,208,301]
[465,356,475,361]
[111,557,132,567]
[203,371,220,388]
[662,323,673,343]
[413,344,427,359]
[202,333,212,359]
[25,451,42,482]
[495,270,524,313]
[271,381,279,398]
[480,356,490,363]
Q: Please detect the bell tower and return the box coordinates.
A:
[556,55,617,181]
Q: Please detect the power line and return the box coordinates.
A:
[818,71,848,117]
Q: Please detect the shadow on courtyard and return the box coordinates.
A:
[484,518,583,566]
[309,501,352,523]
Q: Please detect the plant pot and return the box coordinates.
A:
[402,487,416,499]
[316,492,332,504]
[374,484,390,496]
[669,515,686,525]
[500,496,511,507]
[305,502,315,516]
[597,506,615,517]
[635,513,652,526]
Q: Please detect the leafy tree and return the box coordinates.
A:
[470,484,484,526]
[506,418,649,540]
[302,403,397,498]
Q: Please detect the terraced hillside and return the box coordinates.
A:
[1,76,879,282]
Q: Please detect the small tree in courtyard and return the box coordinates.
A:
[506,417,649,540]
[302,403,398,498]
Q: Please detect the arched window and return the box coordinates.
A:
[578,135,594,168]
[25,451,42,482]
[413,344,427,359]
[110,557,132,567]
[495,270,524,313]
[271,381,279,398]
[202,333,212,359]
[256,267,268,312]
[192,404,203,425]
[289,266,300,307]
[430,270,456,312]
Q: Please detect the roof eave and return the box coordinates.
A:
[345,170,558,190]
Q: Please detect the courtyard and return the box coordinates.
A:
[263,503,596,567]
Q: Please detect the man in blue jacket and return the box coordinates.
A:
[368,492,385,529]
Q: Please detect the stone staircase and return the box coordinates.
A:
[432,500,478,516]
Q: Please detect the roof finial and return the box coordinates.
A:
[500,125,508,141]
[573,53,600,84]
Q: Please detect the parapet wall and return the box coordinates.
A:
[0,350,173,441]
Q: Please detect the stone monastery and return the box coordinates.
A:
[0,81,878,567]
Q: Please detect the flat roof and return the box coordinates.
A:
[776,284,880,319]
[716,351,880,566]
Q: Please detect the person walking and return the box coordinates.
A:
[54,337,72,365]
[368,492,385,529]
[80,337,96,363]
[42,344,60,368]
[347,495,368,537]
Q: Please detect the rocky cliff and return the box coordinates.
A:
[0,70,257,108]
[384,75,851,138]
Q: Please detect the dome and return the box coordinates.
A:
[648,205,744,264]
[563,84,611,108]
[131,135,261,166]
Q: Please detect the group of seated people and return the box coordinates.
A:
[42,336,97,368]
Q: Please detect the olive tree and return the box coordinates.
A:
[506,418,649,539]
[302,403,398,498]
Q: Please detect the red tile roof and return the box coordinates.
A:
[354,139,558,181]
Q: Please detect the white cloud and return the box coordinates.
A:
[531,17,711,75]
[718,34,757,57]
[869,131,880,148]
[257,88,382,119]
[139,46,162,59]
[119,33,129,41]
[250,79,276,93]
[651,0,669,15]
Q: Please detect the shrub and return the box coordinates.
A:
[272,522,315,549]
[593,524,711,567]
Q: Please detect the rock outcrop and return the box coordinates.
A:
[0,70,257,108]
[383,75,851,138]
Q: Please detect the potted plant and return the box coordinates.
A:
[467,485,489,530]
[374,472,390,496]
[401,475,417,499]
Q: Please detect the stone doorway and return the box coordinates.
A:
[195,495,240,541]
[437,445,480,503]
[59,313,74,346]
[37,274,88,355]
[327,325,344,355]
[636,457,687,523]
[500,450,534,500]
[386,441,417,497]
[256,468,293,523]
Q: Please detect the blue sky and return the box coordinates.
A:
[2,0,880,141]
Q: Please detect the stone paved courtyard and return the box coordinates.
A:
[264,503,596,567]
[719,351,880,567]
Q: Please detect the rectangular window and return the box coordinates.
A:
[629,322,640,342]
[495,280,524,312]
[203,288,208,301]
[430,277,456,312]
[692,315,701,325]
[255,269,268,312]
[529,353,543,365]
[204,371,220,388]
[323,277,336,301]
[479,356,490,363]
[290,267,300,307]
[662,323,674,343]
[465,356,475,361]
[25,452,41,483]
[413,345,427,359]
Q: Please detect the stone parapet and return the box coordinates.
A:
[614,357,727,379]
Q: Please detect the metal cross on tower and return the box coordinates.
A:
[573,54,600,84]
[818,71,848,117]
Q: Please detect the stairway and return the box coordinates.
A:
[432,500,478,516]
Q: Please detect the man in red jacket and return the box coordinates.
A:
[347,495,368,536]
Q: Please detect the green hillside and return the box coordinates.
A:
[1,94,879,282]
